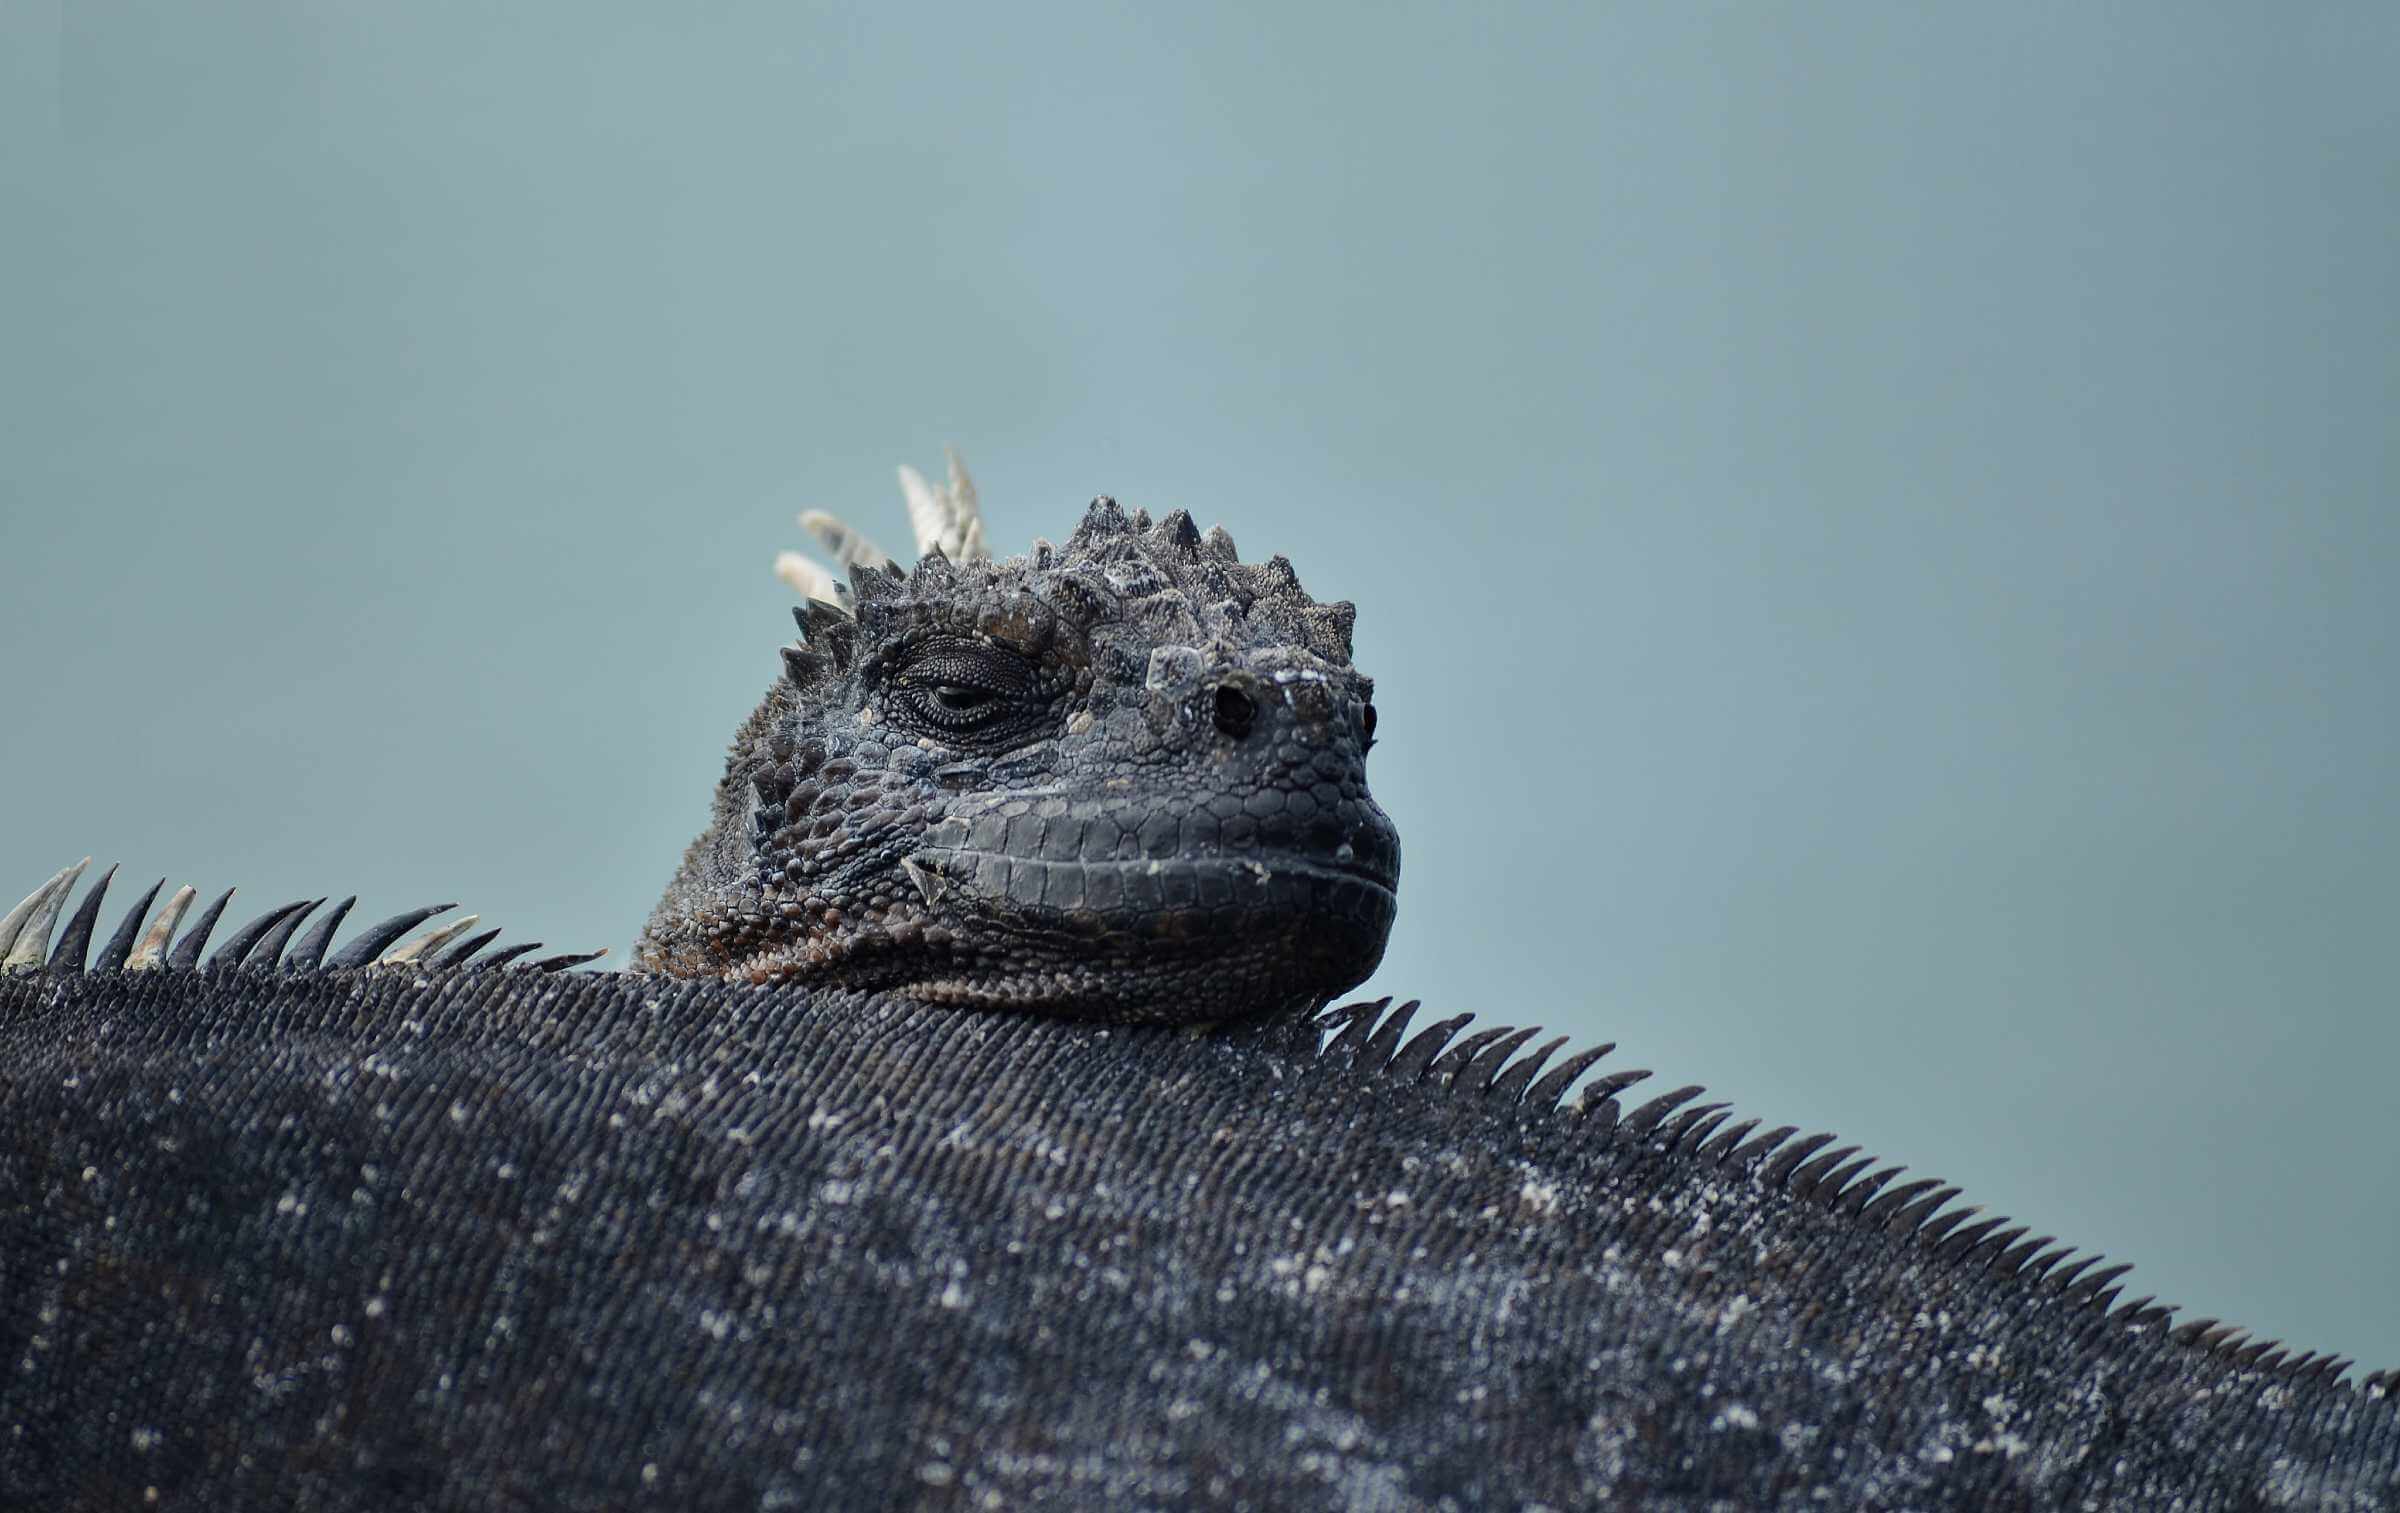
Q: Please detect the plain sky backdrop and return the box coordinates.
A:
[4,3,2396,1370]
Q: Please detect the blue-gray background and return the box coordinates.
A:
[4,3,2395,1367]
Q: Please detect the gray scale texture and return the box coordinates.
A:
[635,498,1397,1024]
[4,966,2394,1510]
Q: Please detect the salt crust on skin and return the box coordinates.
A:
[1,973,2393,1508]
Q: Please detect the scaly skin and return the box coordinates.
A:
[2,971,2393,1510]
[636,496,1399,1022]
[2,464,2393,1508]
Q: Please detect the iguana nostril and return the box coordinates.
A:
[1213,685,1257,739]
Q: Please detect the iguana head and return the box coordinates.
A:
[635,458,1399,1022]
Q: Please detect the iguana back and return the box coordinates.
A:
[6,966,2392,1510]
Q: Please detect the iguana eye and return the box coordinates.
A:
[933,685,997,716]
[887,640,1051,746]
[903,677,1013,733]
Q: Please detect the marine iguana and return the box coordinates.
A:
[2,461,2393,1509]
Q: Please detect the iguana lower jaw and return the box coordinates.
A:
[635,495,1401,1023]
[663,840,1396,1019]
[816,850,1393,1019]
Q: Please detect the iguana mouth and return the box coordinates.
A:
[898,848,1398,928]
[907,801,1399,903]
